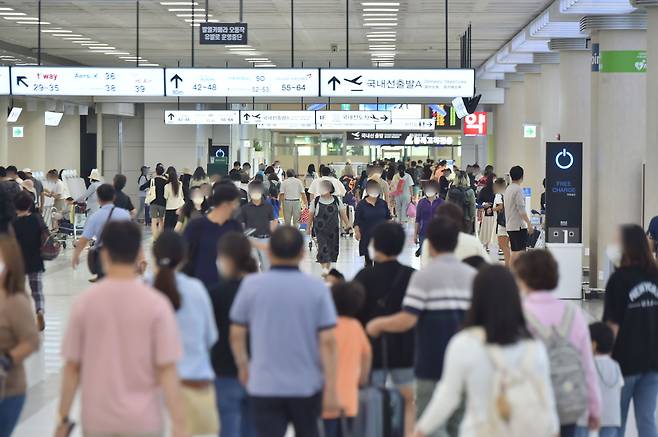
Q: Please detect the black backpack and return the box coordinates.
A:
[268,180,280,198]
[447,186,471,220]
[497,195,506,227]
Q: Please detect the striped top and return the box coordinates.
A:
[403,254,476,379]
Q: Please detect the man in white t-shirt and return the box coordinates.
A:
[308,166,346,198]
[279,169,307,227]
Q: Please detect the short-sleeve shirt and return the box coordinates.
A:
[230,266,337,397]
[603,266,658,375]
[647,216,658,254]
[310,195,345,217]
[61,278,182,434]
[151,176,168,207]
[280,177,305,200]
[402,255,476,379]
[238,202,275,237]
[504,183,527,231]
[308,176,347,197]
[114,190,135,212]
[82,204,131,241]
[415,197,444,237]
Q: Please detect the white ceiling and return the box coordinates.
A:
[0,0,554,68]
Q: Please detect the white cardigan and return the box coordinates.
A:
[416,328,559,437]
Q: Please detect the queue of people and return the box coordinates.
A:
[0,157,657,437]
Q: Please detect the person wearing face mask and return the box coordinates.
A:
[238,180,277,271]
[602,224,658,437]
[414,180,444,257]
[354,179,392,267]
[208,232,259,437]
[307,180,350,273]
[183,183,242,289]
[175,186,208,233]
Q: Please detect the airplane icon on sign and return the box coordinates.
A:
[345,76,362,86]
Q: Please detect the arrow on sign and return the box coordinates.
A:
[167,113,175,121]
[243,113,261,121]
[327,76,340,91]
[16,76,28,87]
[170,74,183,88]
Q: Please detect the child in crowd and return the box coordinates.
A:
[324,281,372,437]
[589,322,624,437]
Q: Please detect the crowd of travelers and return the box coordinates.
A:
[0,157,657,437]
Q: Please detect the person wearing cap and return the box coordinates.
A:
[22,169,44,212]
[74,169,103,215]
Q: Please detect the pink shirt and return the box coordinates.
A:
[523,292,602,420]
[62,278,182,434]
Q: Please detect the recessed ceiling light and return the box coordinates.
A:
[0,8,14,11]
[368,39,396,42]
[41,29,72,33]
[160,1,199,5]
[176,13,210,17]
[54,34,82,37]
[124,59,149,62]
[139,63,160,66]
[89,46,115,50]
[104,51,130,55]
[0,12,26,16]
[370,45,396,48]
[254,64,276,68]
[66,37,91,40]
[227,45,251,48]
[367,30,396,33]
[79,42,103,46]
[363,8,398,11]
[229,47,255,51]
[245,58,269,61]
[363,13,397,16]
[169,8,204,11]
[17,21,50,25]
[4,16,38,20]
[361,2,400,5]
[364,22,397,26]
[364,17,398,20]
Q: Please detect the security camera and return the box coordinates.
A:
[330,44,338,53]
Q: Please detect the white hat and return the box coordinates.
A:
[89,169,102,181]
[22,168,32,174]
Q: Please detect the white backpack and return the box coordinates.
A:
[472,331,555,437]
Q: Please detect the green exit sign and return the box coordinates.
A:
[523,124,537,139]
[12,126,24,138]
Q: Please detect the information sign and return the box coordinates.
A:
[200,22,247,45]
[316,110,391,128]
[0,67,9,95]
[164,110,240,125]
[240,110,315,128]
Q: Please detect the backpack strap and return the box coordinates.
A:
[524,310,551,341]
[557,305,576,339]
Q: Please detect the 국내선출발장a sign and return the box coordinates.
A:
[10,67,164,96]
[165,68,319,97]
[320,69,475,98]
[200,23,247,45]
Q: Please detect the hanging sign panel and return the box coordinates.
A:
[10,67,165,96]
[320,69,475,98]
[240,110,315,127]
[0,67,9,95]
[376,118,436,131]
[316,110,392,128]
[200,22,247,45]
[165,68,319,97]
[164,110,240,125]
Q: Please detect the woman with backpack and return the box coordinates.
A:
[414,265,558,437]
[447,171,476,235]
[306,180,350,273]
[514,250,602,437]
[602,224,658,437]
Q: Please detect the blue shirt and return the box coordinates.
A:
[230,266,337,397]
[183,216,243,288]
[148,272,218,380]
[82,204,131,241]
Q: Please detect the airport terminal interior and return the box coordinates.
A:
[1,0,658,437]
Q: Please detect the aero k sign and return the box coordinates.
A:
[463,112,487,136]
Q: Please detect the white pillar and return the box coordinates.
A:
[645,7,658,225]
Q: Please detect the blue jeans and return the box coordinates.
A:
[621,372,658,437]
[0,394,25,437]
[215,377,256,437]
[575,426,620,437]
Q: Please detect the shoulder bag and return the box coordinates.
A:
[145,178,156,204]
[87,207,116,275]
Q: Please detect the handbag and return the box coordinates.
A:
[38,214,61,261]
[87,207,116,275]
[145,178,156,204]
[406,201,417,219]
[300,207,310,224]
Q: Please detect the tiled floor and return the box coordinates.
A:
[10,223,641,437]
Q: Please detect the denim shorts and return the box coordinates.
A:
[371,368,415,387]
[150,204,166,219]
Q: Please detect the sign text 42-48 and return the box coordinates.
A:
[200,23,247,45]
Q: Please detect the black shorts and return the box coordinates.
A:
[508,229,529,252]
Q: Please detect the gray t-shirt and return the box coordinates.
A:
[230,267,337,397]
[503,183,527,231]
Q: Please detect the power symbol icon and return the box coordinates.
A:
[555,148,574,170]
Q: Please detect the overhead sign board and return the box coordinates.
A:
[164,110,240,125]
[347,131,461,146]
[240,110,315,128]
[10,67,164,96]
[165,68,319,97]
[320,69,475,98]
[376,118,435,131]
[200,22,247,45]
[316,110,391,128]
[432,104,462,130]
[0,67,9,95]
[463,112,488,136]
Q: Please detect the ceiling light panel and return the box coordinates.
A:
[4,16,38,20]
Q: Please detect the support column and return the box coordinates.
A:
[0,96,8,164]
[584,13,647,286]
[645,6,658,225]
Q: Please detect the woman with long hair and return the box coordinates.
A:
[0,235,40,436]
[603,224,658,437]
[208,232,259,437]
[191,166,210,189]
[477,174,496,249]
[150,231,219,436]
[414,265,558,437]
[164,166,185,230]
[304,164,317,204]
[174,186,208,233]
[149,164,168,238]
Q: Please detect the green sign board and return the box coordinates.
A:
[599,50,647,73]
[523,124,537,139]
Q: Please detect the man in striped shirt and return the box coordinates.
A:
[366,215,476,437]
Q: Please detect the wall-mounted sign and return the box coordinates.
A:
[165,68,319,97]
[240,110,315,128]
[10,67,164,96]
[164,110,240,125]
[44,111,64,126]
[347,131,461,146]
[463,112,488,136]
[316,110,392,128]
[524,124,538,138]
[200,22,247,45]
[599,50,647,73]
[7,107,22,123]
[591,43,600,72]
[432,104,462,130]
[545,142,583,243]
[11,126,23,138]
[0,67,9,95]
[320,69,475,98]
